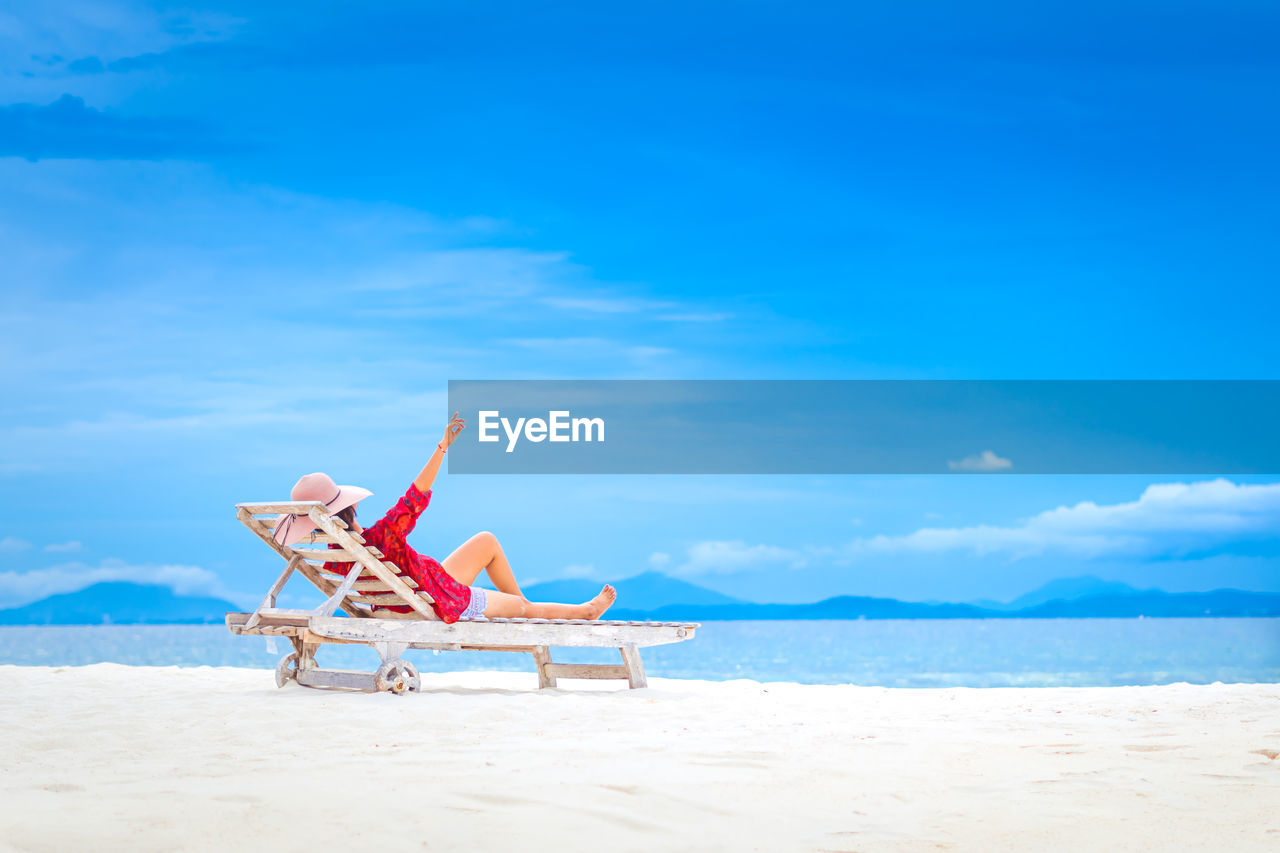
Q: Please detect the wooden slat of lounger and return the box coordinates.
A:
[344,596,442,613]
[236,507,346,547]
[292,548,359,562]
[357,591,431,606]
[318,574,416,593]
[236,508,367,618]
[318,564,415,586]
[238,525,365,550]
[346,584,444,618]
[237,501,328,515]
[543,663,630,680]
[237,505,354,534]
[368,608,440,620]
[307,615,696,648]
[227,612,310,629]
[307,506,439,618]
[238,504,396,596]
[296,565,399,619]
[280,531,367,546]
[475,617,700,627]
[229,607,691,648]
[229,624,302,636]
[292,546,384,562]
[354,593,420,607]
[296,668,377,691]
[236,505,415,622]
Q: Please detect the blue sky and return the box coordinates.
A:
[2,1,1278,609]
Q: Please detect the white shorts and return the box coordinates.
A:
[460,586,488,620]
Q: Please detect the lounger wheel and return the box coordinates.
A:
[375,659,420,695]
[275,653,300,687]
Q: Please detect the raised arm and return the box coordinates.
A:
[414,412,466,494]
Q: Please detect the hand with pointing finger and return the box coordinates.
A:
[440,412,466,451]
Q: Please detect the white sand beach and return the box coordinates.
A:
[3,665,1278,852]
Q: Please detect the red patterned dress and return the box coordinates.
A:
[324,483,471,623]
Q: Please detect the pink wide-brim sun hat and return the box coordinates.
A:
[272,472,372,546]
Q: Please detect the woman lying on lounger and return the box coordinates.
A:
[272,413,617,624]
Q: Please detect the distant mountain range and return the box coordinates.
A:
[968,574,1157,611]
[0,582,240,625]
[0,573,1277,625]
[607,588,1280,621]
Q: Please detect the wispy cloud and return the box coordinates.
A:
[0,94,223,160]
[947,449,1013,472]
[541,295,674,313]
[672,540,808,577]
[66,41,249,76]
[666,479,1280,576]
[350,248,572,296]
[0,538,31,553]
[0,559,248,609]
[501,336,615,349]
[0,161,729,473]
[657,312,732,323]
[855,479,1280,560]
[627,345,674,361]
[500,337,674,363]
[43,541,82,553]
[7,3,241,80]
[0,382,449,475]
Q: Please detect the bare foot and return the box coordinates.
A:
[583,584,617,620]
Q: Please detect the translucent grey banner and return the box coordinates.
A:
[446,380,1280,474]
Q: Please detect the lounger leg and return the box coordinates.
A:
[374,641,409,663]
[533,645,557,689]
[619,645,647,689]
[299,640,319,674]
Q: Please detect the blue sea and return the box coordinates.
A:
[2,618,1277,687]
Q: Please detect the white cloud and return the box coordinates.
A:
[948,449,1012,472]
[1,161,731,475]
[498,337,673,364]
[542,296,674,314]
[560,563,595,579]
[501,336,614,349]
[627,345,673,361]
[666,479,1280,577]
[352,248,572,298]
[0,537,31,553]
[43,541,82,553]
[673,540,807,577]
[0,559,248,609]
[5,1,242,87]
[856,478,1280,560]
[648,551,671,568]
[657,312,731,323]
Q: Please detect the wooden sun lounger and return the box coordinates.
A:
[227,500,699,694]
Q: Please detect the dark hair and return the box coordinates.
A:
[335,504,357,529]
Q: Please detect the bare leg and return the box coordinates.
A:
[483,585,617,620]
[441,531,525,597]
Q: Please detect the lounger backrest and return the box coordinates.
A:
[236,501,441,621]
